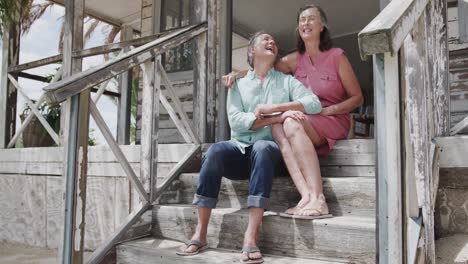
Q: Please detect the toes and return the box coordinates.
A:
[249,252,262,260]
[184,245,197,253]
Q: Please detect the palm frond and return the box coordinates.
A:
[84,18,99,44]
[103,25,120,60]
[21,1,55,34]
[0,0,31,35]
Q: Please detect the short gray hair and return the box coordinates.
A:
[247,31,267,68]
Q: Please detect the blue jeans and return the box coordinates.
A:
[193,140,282,209]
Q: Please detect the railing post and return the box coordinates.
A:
[191,0,208,143]
[0,16,20,148]
[117,25,134,145]
[140,58,160,203]
[60,0,88,263]
[374,52,403,264]
[216,0,232,141]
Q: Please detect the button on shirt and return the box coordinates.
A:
[227,68,322,153]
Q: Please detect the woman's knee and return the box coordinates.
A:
[283,117,305,139]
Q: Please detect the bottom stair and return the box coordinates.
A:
[116,238,347,264]
[150,205,375,263]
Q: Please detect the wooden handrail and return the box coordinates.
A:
[42,22,207,103]
[358,0,429,59]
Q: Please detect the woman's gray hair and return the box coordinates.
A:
[247,31,267,68]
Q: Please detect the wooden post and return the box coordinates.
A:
[216,0,232,141]
[117,25,133,145]
[401,14,430,263]
[422,0,449,262]
[206,0,218,143]
[191,0,208,142]
[374,53,403,264]
[60,0,88,263]
[0,19,20,148]
[140,59,160,203]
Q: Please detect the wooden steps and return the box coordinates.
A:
[115,139,377,263]
[117,238,344,263]
[151,205,376,263]
[159,173,376,217]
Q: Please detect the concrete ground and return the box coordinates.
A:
[0,242,57,264]
[1,234,467,264]
[435,234,468,264]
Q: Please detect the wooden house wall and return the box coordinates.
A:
[0,145,183,250]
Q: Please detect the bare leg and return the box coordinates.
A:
[181,207,211,253]
[241,207,264,261]
[272,124,310,213]
[282,118,328,216]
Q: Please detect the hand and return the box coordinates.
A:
[222,72,237,88]
[320,106,334,116]
[281,110,306,122]
[254,104,276,119]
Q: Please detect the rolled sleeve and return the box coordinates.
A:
[227,84,257,132]
[288,76,322,115]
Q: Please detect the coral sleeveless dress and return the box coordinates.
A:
[294,48,350,156]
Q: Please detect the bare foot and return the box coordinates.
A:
[296,197,329,216]
[179,234,207,254]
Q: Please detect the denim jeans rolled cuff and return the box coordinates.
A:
[192,194,218,208]
[247,195,269,209]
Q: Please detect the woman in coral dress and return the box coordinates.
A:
[223,4,363,218]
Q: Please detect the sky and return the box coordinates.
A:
[1,0,122,146]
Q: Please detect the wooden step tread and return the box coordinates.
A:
[159,173,376,216]
[117,238,345,264]
[151,205,376,263]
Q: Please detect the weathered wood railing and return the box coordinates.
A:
[358,0,449,263]
[33,23,208,263]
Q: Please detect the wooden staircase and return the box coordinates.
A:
[115,139,376,263]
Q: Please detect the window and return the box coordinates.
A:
[161,0,194,72]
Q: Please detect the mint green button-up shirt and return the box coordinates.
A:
[227,68,322,153]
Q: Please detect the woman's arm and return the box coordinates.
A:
[275,52,299,74]
[321,54,363,116]
[222,70,248,87]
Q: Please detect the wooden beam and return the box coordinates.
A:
[18,72,50,83]
[401,15,429,220]
[206,0,218,143]
[450,114,468,135]
[358,0,430,59]
[7,75,60,145]
[154,144,200,201]
[8,54,62,73]
[7,34,168,73]
[459,0,468,43]
[435,136,468,168]
[426,0,450,137]
[217,0,232,141]
[374,53,403,264]
[191,0,207,143]
[72,33,162,59]
[0,19,20,148]
[49,0,122,28]
[43,23,208,104]
[86,202,151,264]
[158,61,199,143]
[60,0,87,263]
[117,26,134,145]
[89,101,149,202]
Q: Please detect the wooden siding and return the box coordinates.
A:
[0,144,193,250]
